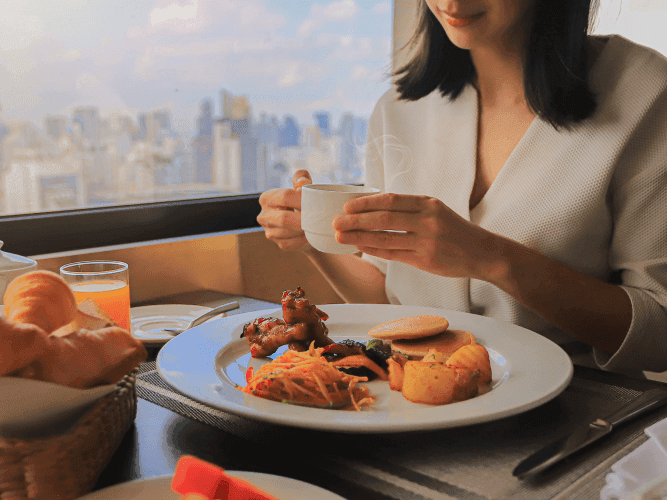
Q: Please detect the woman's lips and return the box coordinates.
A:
[443,11,484,27]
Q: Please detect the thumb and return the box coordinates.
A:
[292,170,312,190]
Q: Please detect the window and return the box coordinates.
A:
[3,0,664,256]
[0,0,393,254]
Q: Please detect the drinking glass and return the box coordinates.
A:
[60,261,131,331]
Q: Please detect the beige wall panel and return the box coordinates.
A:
[238,230,344,306]
[35,233,243,304]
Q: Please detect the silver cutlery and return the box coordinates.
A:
[513,387,667,479]
[162,301,240,335]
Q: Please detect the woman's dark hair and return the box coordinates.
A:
[393,0,601,129]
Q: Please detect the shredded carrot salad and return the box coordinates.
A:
[239,343,375,411]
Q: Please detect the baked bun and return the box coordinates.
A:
[16,327,147,389]
[4,270,78,334]
[0,317,51,375]
[368,315,449,341]
[391,329,476,359]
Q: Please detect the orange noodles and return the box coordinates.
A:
[240,342,375,411]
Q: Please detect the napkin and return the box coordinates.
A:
[601,416,667,500]
[0,376,117,439]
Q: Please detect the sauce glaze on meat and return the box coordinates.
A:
[241,287,333,357]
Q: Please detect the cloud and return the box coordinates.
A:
[278,64,305,87]
[373,2,392,14]
[0,13,45,51]
[149,0,205,33]
[128,0,285,38]
[332,36,376,60]
[298,0,359,37]
[73,73,130,116]
[351,65,370,80]
[59,48,82,62]
[323,0,358,20]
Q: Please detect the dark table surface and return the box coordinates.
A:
[90,291,667,500]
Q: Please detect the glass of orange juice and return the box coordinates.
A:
[60,261,130,331]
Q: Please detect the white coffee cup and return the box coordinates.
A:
[301,184,381,254]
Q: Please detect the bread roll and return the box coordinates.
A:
[19,327,147,388]
[0,317,51,375]
[4,270,78,334]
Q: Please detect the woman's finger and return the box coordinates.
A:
[336,228,416,250]
[344,193,428,214]
[257,207,302,229]
[260,188,303,210]
[356,246,417,262]
[273,235,310,252]
[292,170,312,189]
[334,211,417,232]
[263,225,304,240]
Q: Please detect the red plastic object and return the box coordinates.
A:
[171,455,280,499]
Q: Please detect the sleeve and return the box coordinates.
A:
[360,96,389,276]
[594,157,667,373]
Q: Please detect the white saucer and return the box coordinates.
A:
[79,473,345,499]
[131,304,227,345]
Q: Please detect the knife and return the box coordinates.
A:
[513,387,667,479]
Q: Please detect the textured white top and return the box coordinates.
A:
[362,35,667,374]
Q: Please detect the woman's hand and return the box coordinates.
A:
[333,193,500,280]
[257,170,313,252]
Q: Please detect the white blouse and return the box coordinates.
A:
[362,35,667,374]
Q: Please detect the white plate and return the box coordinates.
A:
[131,304,227,345]
[157,304,573,433]
[79,472,344,499]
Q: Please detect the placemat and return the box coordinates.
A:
[137,362,667,500]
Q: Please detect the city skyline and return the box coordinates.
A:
[0,86,370,216]
[0,0,393,143]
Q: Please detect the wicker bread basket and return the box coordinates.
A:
[0,370,138,500]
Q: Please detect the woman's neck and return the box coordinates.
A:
[471,47,527,109]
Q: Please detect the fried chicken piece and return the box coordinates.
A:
[281,287,328,324]
[241,287,333,357]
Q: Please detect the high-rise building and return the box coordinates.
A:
[279,116,300,147]
[193,100,215,183]
[72,106,100,147]
[44,116,68,139]
[197,100,214,137]
[314,112,330,137]
[212,120,241,192]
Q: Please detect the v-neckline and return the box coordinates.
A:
[467,87,538,215]
[466,35,615,216]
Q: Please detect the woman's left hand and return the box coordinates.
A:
[333,193,500,281]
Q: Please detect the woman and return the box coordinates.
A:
[258,0,667,375]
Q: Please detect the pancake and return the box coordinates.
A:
[391,329,476,359]
[368,315,449,341]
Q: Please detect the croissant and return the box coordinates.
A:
[4,270,78,334]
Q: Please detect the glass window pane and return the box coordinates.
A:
[0,0,393,215]
[592,0,667,56]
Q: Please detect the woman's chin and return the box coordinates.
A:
[444,32,478,51]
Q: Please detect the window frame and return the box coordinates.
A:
[0,194,262,257]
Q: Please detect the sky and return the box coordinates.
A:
[0,0,394,141]
[0,0,665,143]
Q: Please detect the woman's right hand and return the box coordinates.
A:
[257,170,313,252]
